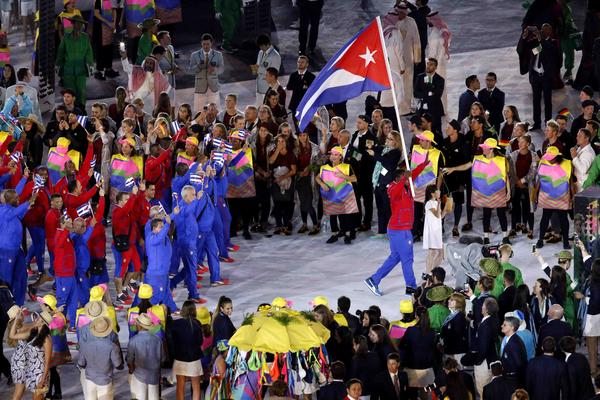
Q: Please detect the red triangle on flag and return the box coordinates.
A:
[334,20,390,88]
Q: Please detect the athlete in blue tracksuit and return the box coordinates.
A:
[145,214,177,311]
[170,185,203,301]
[169,162,194,275]
[213,160,233,252]
[71,220,94,307]
[0,187,32,305]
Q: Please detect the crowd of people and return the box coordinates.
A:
[0,0,597,399]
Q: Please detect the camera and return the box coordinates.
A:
[422,272,432,281]
[481,244,500,259]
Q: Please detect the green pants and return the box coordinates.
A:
[561,36,575,73]
[63,75,88,106]
[220,15,239,48]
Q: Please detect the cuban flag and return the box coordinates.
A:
[170,121,180,136]
[10,151,21,163]
[296,18,391,131]
[90,155,97,169]
[125,177,136,188]
[77,202,93,218]
[77,115,88,128]
[93,171,102,183]
[33,174,46,190]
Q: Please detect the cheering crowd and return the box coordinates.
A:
[0,0,598,399]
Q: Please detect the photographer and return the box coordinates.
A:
[416,266,446,308]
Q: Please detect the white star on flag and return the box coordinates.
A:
[359,47,377,67]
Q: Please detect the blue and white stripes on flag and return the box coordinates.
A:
[33,174,45,189]
[93,171,102,183]
[125,177,135,188]
[10,151,21,163]
[90,155,96,168]
[158,201,166,215]
[212,138,233,154]
[190,173,203,185]
[203,134,211,146]
[62,208,69,220]
[170,121,180,135]
[77,115,88,127]
[211,151,225,168]
[77,202,93,218]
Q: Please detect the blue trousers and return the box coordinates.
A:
[212,208,229,258]
[171,243,199,299]
[0,249,26,306]
[146,273,177,311]
[48,251,55,277]
[76,269,90,306]
[196,231,220,283]
[25,226,45,273]
[370,229,416,289]
[216,197,232,249]
[56,276,77,327]
[169,243,181,275]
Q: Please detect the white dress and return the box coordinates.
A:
[423,200,443,249]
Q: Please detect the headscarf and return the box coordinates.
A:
[128,56,170,107]
[382,10,400,38]
[427,13,452,59]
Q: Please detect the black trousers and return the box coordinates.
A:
[254,180,271,225]
[229,197,254,234]
[273,200,294,227]
[483,207,508,232]
[96,44,113,71]
[330,214,355,234]
[355,179,373,226]
[49,367,61,396]
[530,71,553,126]
[539,208,569,245]
[451,190,465,227]
[298,0,323,53]
[374,184,391,234]
[413,201,424,237]
[511,186,534,230]
[297,176,317,225]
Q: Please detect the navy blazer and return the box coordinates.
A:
[526,355,570,400]
[441,311,469,355]
[473,316,500,367]
[370,370,409,400]
[537,319,572,356]
[317,381,346,400]
[501,334,528,387]
[566,352,595,400]
[414,72,445,119]
[482,375,519,400]
[477,87,505,130]
[458,89,478,122]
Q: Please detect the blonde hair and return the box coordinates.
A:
[449,293,466,313]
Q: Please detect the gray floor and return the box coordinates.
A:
[0,1,594,398]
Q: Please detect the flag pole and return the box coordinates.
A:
[375,16,415,196]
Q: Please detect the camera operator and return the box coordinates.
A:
[416,266,446,308]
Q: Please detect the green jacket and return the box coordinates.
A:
[490,262,525,299]
[136,32,154,65]
[428,304,450,334]
[214,0,243,17]
[56,33,94,77]
[583,154,600,189]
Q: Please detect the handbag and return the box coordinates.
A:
[88,258,106,276]
[113,224,131,252]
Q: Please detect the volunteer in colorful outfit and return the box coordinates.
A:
[56,0,83,40]
[409,130,444,242]
[226,129,255,240]
[38,294,71,400]
[127,284,167,338]
[92,0,119,80]
[56,15,94,107]
[471,138,511,245]
[46,137,82,185]
[388,300,417,345]
[315,145,358,245]
[535,145,573,249]
[109,136,144,194]
[176,136,199,166]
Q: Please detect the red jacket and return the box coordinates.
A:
[64,186,98,219]
[5,141,23,189]
[144,148,172,199]
[135,192,152,234]
[45,208,61,253]
[54,228,76,277]
[387,162,427,231]
[112,192,137,241]
[20,181,51,228]
[88,197,106,258]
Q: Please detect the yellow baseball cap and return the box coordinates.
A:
[57,137,71,149]
[309,295,329,308]
[542,146,560,161]
[416,130,436,144]
[89,284,107,302]
[479,138,500,150]
[138,284,153,300]
[196,306,211,325]
[330,146,344,156]
[399,299,414,314]
[271,297,288,308]
[186,136,199,147]
[38,294,57,310]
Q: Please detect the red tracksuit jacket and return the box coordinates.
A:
[54,229,76,277]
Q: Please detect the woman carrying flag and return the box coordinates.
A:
[315,145,358,245]
[535,146,573,249]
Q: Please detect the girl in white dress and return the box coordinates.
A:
[423,184,447,272]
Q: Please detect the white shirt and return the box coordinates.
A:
[352,130,368,149]
[572,143,596,192]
